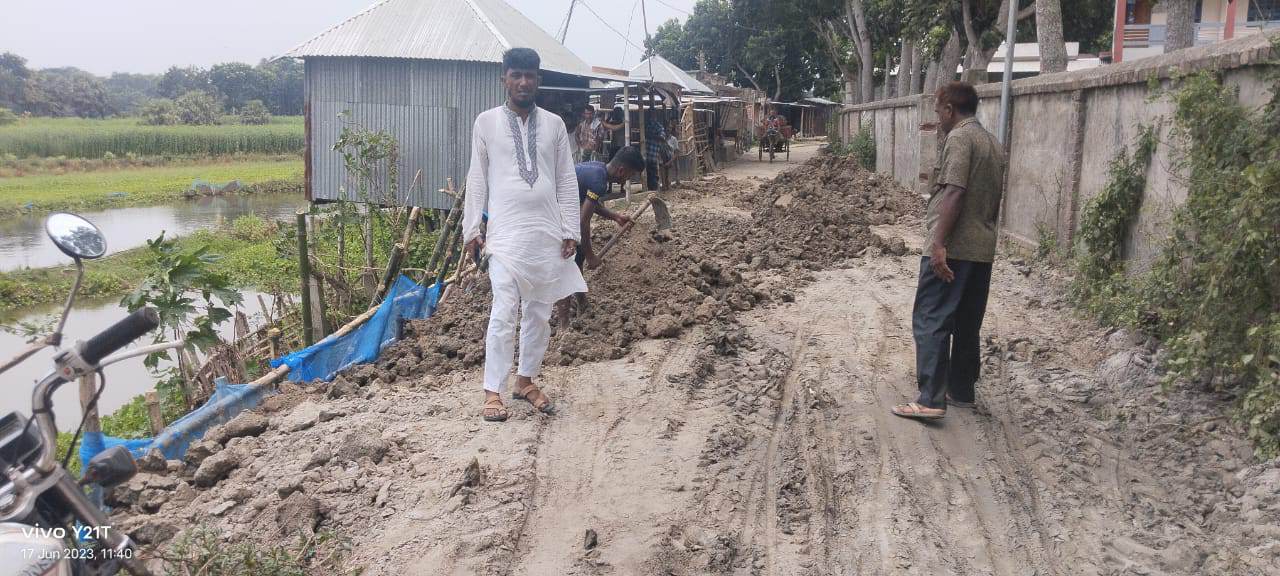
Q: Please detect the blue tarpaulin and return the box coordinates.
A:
[78,377,273,470]
[79,275,442,470]
[271,275,442,383]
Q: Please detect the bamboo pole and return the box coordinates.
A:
[257,294,272,324]
[639,89,647,195]
[78,374,101,435]
[144,391,164,435]
[372,205,422,306]
[177,347,199,408]
[296,210,315,346]
[362,204,376,296]
[425,179,465,281]
[433,231,464,289]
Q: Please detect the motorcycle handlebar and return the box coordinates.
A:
[77,307,159,366]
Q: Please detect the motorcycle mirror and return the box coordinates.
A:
[79,445,138,488]
[45,212,107,261]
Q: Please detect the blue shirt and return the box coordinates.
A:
[575,161,608,204]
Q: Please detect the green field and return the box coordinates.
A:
[0,116,304,158]
[0,159,303,215]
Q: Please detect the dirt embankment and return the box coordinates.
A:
[361,152,919,383]
[106,149,1279,576]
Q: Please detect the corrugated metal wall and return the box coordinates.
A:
[306,57,506,209]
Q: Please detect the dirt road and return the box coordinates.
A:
[113,141,1279,575]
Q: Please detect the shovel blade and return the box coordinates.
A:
[649,197,673,231]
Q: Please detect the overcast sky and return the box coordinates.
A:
[0,0,696,75]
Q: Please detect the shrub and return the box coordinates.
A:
[851,125,876,171]
[240,100,271,125]
[230,214,275,242]
[175,90,221,126]
[140,99,180,126]
[0,107,17,126]
[1072,70,1280,457]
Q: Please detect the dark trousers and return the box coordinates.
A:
[912,257,993,409]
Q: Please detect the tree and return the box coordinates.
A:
[121,233,241,374]
[105,72,160,115]
[0,52,31,112]
[158,66,212,100]
[1059,0,1116,54]
[1164,0,1197,53]
[897,39,915,97]
[845,0,875,101]
[257,58,304,116]
[23,68,113,117]
[140,98,180,126]
[175,90,221,125]
[239,99,271,125]
[648,19,696,69]
[210,62,270,111]
[1036,0,1068,73]
[959,0,1035,84]
[651,1,838,102]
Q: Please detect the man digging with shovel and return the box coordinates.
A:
[552,146,647,326]
[463,48,585,422]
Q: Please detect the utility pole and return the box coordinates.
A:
[557,0,578,44]
[641,0,654,79]
[996,0,1018,145]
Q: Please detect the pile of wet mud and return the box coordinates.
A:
[741,152,922,267]
[361,150,922,383]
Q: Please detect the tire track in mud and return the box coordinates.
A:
[508,336,703,575]
[757,261,1068,576]
[739,327,809,575]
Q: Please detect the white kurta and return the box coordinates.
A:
[463,105,586,304]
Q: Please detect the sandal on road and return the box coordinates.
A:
[513,382,556,415]
[891,402,945,420]
[482,396,510,422]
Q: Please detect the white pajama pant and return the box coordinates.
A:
[483,258,554,393]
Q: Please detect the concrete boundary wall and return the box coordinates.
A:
[837,32,1279,265]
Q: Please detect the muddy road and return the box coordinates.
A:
[111,141,1279,575]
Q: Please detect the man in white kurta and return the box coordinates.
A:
[463,48,585,421]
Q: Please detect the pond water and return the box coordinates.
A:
[0,292,275,432]
[0,193,306,272]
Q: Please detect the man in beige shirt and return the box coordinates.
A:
[893,81,1006,420]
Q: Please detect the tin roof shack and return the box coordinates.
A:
[286,0,621,209]
[629,55,716,95]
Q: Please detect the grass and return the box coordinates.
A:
[161,525,356,575]
[0,159,303,216]
[0,216,298,315]
[0,116,303,159]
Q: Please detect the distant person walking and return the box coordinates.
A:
[893,81,1006,421]
[463,48,584,422]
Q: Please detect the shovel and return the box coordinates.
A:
[594,196,672,262]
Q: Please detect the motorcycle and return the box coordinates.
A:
[0,212,182,576]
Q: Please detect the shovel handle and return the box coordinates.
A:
[596,198,653,260]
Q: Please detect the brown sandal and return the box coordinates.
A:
[891,402,945,420]
[513,382,556,415]
[482,396,510,422]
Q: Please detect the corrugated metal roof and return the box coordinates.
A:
[283,0,599,78]
[629,55,715,94]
